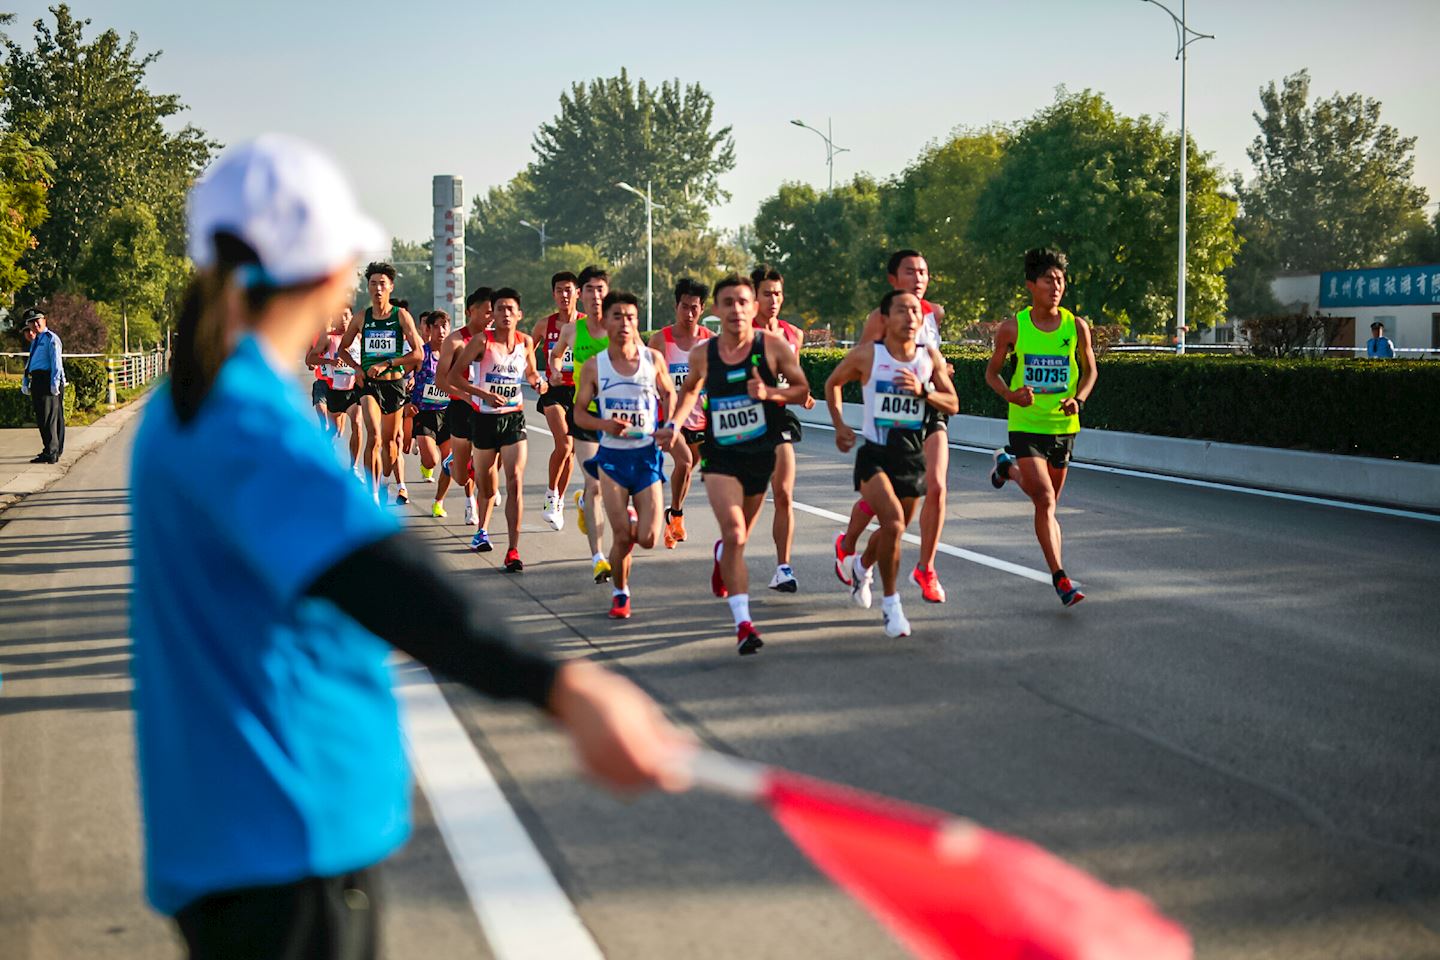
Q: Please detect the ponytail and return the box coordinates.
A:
[170,233,266,424]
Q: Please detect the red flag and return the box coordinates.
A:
[685,752,1192,960]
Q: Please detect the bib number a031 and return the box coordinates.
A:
[709,394,765,446]
[364,330,399,355]
[874,381,924,429]
[1022,355,1070,395]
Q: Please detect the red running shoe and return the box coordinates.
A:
[711,539,728,598]
[909,564,946,603]
[1056,577,1085,607]
[608,593,631,619]
[503,547,523,573]
[736,621,764,656]
[834,533,853,586]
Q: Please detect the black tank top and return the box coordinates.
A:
[702,331,780,456]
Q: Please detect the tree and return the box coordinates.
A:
[1233,70,1429,274]
[969,90,1237,335]
[502,243,609,325]
[74,201,177,350]
[613,229,744,328]
[465,173,543,293]
[526,71,735,260]
[386,237,433,314]
[751,177,888,336]
[1392,208,1440,266]
[34,290,106,353]
[883,126,1010,330]
[2,5,216,303]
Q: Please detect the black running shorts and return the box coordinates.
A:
[701,446,776,498]
[853,441,927,500]
[472,411,528,450]
[1007,431,1076,470]
[537,384,574,416]
[362,377,409,415]
[413,408,446,440]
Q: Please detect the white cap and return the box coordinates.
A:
[187,133,386,287]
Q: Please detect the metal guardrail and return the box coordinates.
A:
[2,349,170,405]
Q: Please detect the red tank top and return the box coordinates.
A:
[447,326,475,402]
[544,313,577,387]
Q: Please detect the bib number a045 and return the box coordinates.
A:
[709,394,765,446]
[874,381,924,429]
[1022,355,1070,395]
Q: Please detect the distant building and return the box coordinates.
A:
[1270,264,1440,356]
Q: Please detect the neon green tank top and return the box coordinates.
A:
[572,316,609,413]
[1007,307,1080,435]
[361,307,406,377]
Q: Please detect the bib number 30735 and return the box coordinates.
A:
[710,394,765,446]
[1022,355,1070,395]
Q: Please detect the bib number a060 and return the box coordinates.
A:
[874,381,924,429]
[1022,354,1070,395]
[709,394,765,446]
[420,381,447,405]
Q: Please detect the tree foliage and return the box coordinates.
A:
[75,201,177,344]
[1233,70,1429,274]
[1,4,216,304]
[526,70,735,261]
[34,290,106,353]
[970,90,1237,335]
[613,228,746,327]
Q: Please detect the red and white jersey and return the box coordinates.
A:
[662,325,712,431]
[768,319,803,405]
[544,312,577,386]
[470,333,528,414]
[917,299,942,349]
[320,332,356,391]
[449,327,475,402]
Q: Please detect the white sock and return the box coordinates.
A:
[855,556,872,580]
[548,488,558,500]
[882,593,902,614]
[592,551,605,565]
[714,540,723,563]
[613,586,629,597]
[727,593,751,627]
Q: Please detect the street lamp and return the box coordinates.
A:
[1139,0,1213,355]
[615,181,665,330]
[518,220,547,258]
[790,118,851,191]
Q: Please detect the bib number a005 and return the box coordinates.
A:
[709,394,765,446]
[364,330,399,355]
[1022,354,1070,395]
[874,381,924,429]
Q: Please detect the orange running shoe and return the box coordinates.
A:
[608,593,632,619]
[909,564,947,603]
[664,508,686,548]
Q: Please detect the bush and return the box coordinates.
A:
[797,348,1440,463]
[66,357,107,409]
[0,379,79,426]
[33,292,109,354]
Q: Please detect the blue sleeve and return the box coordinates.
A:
[196,397,400,605]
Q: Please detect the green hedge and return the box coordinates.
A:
[797,349,1440,464]
[0,358,107,427]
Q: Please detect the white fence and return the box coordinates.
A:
[2,349,169,404]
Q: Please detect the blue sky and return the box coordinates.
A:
[11,0,1439,246]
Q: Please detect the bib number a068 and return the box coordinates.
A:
[709,394,765,446]
[485,374,521,407]
[1022,355,1070,395]
[874,381,924,429]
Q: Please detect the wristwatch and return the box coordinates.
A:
[921,381,936,397]
[1075,397,1086,411]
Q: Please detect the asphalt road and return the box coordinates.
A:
[1,400,1437,959]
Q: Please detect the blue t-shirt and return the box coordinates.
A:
[129,335,408,915]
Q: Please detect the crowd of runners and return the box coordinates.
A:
[305,247,1096,654]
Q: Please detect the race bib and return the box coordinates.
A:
[874,381,925,430]
[420,381,447,405]
[485,372,521,407]
[601,396,653,435]
[709,394,765,446]
[1022,355,1070,394]
[325,364,355,390]
[364,330,399,355]
[560,347,574,372]
[669,362,689,392]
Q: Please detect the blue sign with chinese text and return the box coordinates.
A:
[1320,264,1440,308]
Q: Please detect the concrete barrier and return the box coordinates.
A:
[794,404,1440,513]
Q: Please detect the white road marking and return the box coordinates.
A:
[801,420,1440,525]
[398,665,606,960]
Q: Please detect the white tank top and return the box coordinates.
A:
[861,340,933,445]
[662,325,710,431]
[322,332,356,390]
[595,347,661,450]
[471,335,527,414]
[917,300,942,350]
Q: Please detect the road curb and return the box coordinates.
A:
[0,392,151,517]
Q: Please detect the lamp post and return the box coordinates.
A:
[615,180,665,330]
[1140,0,1213,355]
[790,117,851,191]
[518,219,547,258]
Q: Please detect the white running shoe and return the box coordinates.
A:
[542,494,564,531]
[883,606,912,638]
[768,565,798,593]
[464,497,477,527]
[849,556,873,609]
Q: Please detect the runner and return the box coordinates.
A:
[834,249,953,604]
[400,310,431,482]
[573,291,676,619]
[750,265,810,592]
[531,271,582,531]
[669,274,811,655]
[824,290,958,637]
[646,277,712,549]
[549,265,612,583]
[435,287,491,526]
[407,311,454,517]
[984,247,1096,607]
[304,308,362,470]
[339,262,422,504]
[453,287,546,571]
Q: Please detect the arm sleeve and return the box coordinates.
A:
[303,531,560,709]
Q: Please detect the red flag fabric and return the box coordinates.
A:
[764,769,1193,960]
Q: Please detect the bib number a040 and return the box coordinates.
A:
[709,394,765,446]
[364,330,399,355]
[874,381,924,429]
[1022,355,1070,395]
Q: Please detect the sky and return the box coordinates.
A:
[10,0,1440,248]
